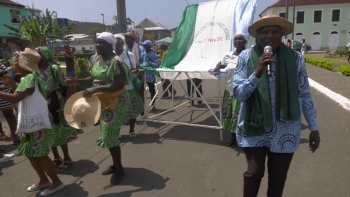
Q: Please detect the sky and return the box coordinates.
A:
[14,0,277,28]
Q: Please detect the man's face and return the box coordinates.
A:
[160,45,168,51]
[115,38,124,55]
[64,46,70,52]
[125,36,135,47]
[143,45,151,51]
[1,61,9,68]
[257,25,283,51]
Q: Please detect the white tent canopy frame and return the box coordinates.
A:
[142,70,224,133]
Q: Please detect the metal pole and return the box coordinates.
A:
[116,0,127,33]
[285,0,289,40]
[101,14,104,25]
[291,0,296,46]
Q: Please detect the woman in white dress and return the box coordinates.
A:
[213,33,247,147]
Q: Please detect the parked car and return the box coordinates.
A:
[292,41,311,52]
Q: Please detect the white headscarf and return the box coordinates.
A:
[114,34,126,49]
[96,32,117,47]
[233,32,248,41]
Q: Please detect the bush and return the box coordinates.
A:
[335,49,348,57]
[75,58,90,78]
[339,65,350,76]
[325,49,331,53]
[304,57,334,71]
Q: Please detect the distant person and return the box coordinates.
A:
[140,40,160,111]
[346,42,350,63]
[124,32,147,109]
[63,45,75,77]
[287,39,291,48]
[301,39,307,56]
[160,41,176,98]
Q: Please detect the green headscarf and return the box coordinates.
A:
[36,46,54,62]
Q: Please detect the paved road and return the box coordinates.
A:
[1,77,350,197]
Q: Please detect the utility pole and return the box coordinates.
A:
[291,0,296,44]
[285,0,289,41]
[101,14,105,25]
[116,0,127,33]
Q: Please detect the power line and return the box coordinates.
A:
[185,0,190,5]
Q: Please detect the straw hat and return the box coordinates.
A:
[64,91,101,129]
[248,15,293,38]
[123,32,139,43]
[18,48,41,72]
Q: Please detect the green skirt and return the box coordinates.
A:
[222,90,241,133]
[50,97,83,147]
[18,130,52,158]
[96,91,131,149]
[128,88,144,119]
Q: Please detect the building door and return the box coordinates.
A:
[328,31,339,50]
[311,32,321,51]
[295,33,303,43]
[347,31,350,44]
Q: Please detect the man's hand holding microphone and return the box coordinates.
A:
[254,46,273,78]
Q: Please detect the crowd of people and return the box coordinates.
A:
[0,15,321,197]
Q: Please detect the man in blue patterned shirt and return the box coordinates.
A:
[233,15,320,197]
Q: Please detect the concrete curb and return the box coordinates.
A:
[0,149,20,164]
[308,78,350,112]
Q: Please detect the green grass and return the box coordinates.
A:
[304,53,349,72]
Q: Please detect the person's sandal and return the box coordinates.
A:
[0,134,10,141]
[12,135,20,145]
[27,182,51,192]
[110,170,125,185]
[129,132,136,139]
[58,160,72,172]
[39,183,65,196]
[187,101,194,107]
[52,157,62,167]
[102,165,116,175]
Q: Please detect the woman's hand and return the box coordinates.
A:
[65,77,79,86]
[83,87,97,98]
[213,61,223,73]
[132,68,139,73]
[1,75,14,86]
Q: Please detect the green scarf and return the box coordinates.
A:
[243,44,300,137]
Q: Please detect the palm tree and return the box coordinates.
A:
[3,6,74,47]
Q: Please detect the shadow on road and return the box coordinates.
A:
[0,158,14,176]
[97,167,169,197]
[126,133,163,145]
[58,159,99,177]
[35,181,89,197]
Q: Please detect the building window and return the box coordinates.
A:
[314,10,322,23]
[296,11,304,24]
[331,9,340,22]
[279,12,286,18]
[10,10,20,23]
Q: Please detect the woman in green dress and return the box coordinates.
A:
[35,46,82,172]
[0,48,64,196]
[114,34,144,138]
[66,32,131,185]
[213,33,247,147]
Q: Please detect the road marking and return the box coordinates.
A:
[0,149,20,164]
[309,78,350,112]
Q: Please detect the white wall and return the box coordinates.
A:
[70,44,95,53]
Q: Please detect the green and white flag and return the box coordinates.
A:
[158,0,257,80]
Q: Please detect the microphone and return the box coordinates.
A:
[264,46,272,76]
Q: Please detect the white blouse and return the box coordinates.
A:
[221,51,238,94]
[120,50,136,90]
